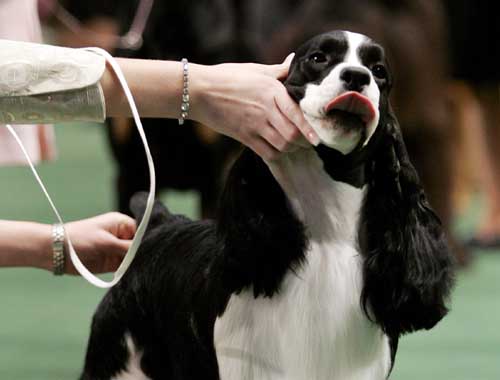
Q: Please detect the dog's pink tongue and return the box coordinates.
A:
[325,92,376,123]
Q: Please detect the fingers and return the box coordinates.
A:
[103,213,135,254]
[100,212,137,239]
[254,76,319,150]
[94,235,132,274]
[108,236,133,255]
[94,248,126,274]
[116,214,136,240]
[268,107,310,149]
[256,64,320,147]
[283,53,295,68]
[247,136,281,162]
[260,123,295,153]
[64,213,138,275]
[250,53,295,80]
[273,86,320,146]
[274,53,295,80]
[198,59,319,161]
[244,84,317,157]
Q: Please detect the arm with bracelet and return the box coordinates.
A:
[1,40,155,286]
[0,39,319,155]
[0,39,318,284]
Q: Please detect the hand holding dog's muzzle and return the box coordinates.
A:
[188,55,319,162]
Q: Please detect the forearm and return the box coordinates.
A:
[101,58,209,119]
[0,221,52,271]
[0,37,318,158]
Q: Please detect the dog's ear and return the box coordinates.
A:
[216,149,307,298]
[359,106,455,337]
[129,191,170,228]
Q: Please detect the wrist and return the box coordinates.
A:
[187,63,213,124]
[27,222,54,272]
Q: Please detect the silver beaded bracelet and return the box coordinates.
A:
[52,223,65,276]
[178,58,190,125]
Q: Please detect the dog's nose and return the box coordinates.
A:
[340,67,371,91]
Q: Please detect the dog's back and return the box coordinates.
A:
[80,193,225,380]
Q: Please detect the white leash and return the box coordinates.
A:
[5,47,156,288]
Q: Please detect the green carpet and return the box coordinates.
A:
[0,123,498,379]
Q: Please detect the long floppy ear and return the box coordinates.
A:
[216,149,307,298]
[359,106,455,337]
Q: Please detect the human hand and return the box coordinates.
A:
[189,55,320,161]
[64,212,136,275]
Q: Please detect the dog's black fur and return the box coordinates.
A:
[80,31,454,380]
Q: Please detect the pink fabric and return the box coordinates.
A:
[37,0,57,22]
[0,0,56,166]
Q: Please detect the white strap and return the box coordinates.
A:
[5,47,156,288]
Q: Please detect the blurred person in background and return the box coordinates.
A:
[0,0,56,166]
[445,0,500,250]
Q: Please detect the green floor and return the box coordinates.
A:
[0,124,498,379]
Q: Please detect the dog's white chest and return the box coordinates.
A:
[214,242,390,380]
[214,151,391,380]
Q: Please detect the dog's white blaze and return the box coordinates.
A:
[215,150,391,380]
[345,31,366,66]
[300,31,380,154]
[111,333,151,380]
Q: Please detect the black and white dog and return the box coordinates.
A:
[80,31,454,380]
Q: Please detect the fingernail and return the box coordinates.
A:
[308,131,320,146]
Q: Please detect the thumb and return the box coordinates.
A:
[257,53,296,79]
[109,236,133,256]
[275,53,296,79]
[282,52,295,70]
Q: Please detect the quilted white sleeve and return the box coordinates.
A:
[0,39,106,123]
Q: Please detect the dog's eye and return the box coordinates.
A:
[372,64,387,79]
[308,52,328,64]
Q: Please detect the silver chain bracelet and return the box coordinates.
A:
[178,58,189,125]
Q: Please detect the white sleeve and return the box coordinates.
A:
[0,39,106,123]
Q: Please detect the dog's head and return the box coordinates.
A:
[285,30,391,155]
[283,30,453,337]
[218,31,453,331]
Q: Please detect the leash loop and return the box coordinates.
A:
[5,47,156,288]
